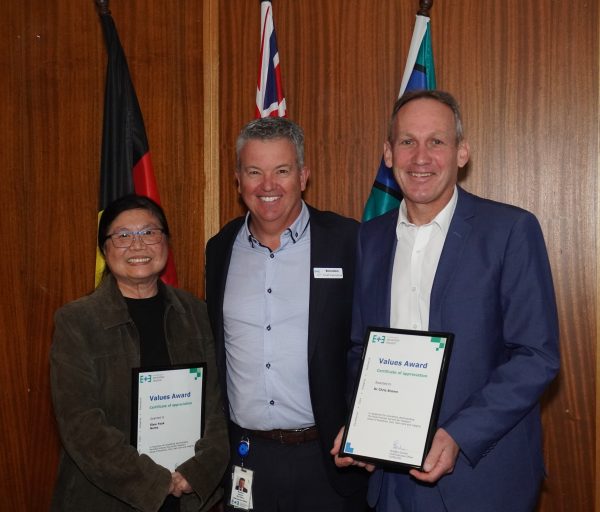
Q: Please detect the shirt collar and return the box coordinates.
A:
[242,200,311,250]
[397,186,458,238]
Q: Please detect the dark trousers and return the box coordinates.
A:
[159,495,180,512]
[225,422,368,512]
[376,471,447,512]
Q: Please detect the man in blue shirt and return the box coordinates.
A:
[206,117,367,511]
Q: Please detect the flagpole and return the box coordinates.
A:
[361,0,436,221]
[94,0,110,15]
[418,0,433,16]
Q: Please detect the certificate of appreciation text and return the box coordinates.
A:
[132,364,206,471]
[341,328,453,470]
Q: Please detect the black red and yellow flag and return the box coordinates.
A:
[95,6,177,287]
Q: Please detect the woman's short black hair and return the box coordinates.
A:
[98,194,170,255]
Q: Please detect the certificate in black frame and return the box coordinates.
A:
[131,362,206,468]
[340,327,453,471]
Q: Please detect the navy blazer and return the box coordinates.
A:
[350,187,560,511]
[205,204,367,496]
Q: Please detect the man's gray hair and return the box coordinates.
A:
[388,89,465,144]
[236,117,305,169]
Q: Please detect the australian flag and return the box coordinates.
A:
[256,1,286,118]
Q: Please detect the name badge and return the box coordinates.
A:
[230,465,253,510]
[313,267,343,279]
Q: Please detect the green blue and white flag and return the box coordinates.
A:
[362,15,436,221]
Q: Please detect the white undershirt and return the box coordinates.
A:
[390,187,458,330]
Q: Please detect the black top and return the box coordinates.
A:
[125,292,180,512]
[126,293,170,368]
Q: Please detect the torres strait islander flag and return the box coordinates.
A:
[95,9,178,287]
[256,1,286,118]
[362,14,436,221]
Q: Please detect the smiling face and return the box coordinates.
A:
[103,208,168,297]
[384,98,470,225]
[236,137,309,246]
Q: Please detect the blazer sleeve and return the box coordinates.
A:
[347,226,367,398]
[441,212,560,466]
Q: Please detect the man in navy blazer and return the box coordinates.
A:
[333,90,559,511]
[206,117,367,511]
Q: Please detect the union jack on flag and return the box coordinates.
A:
[256,1,286,118]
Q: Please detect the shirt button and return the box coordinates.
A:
[266,363,271,369]
[267,288,272,293]
[411,286,417,292]
[266,325,271,331]
[270,253,275,259]
[269,400,275,405]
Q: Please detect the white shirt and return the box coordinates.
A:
[390,187,458,330]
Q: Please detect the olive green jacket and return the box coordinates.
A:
[50,275,229,512]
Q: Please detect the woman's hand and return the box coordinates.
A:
[170,471,193,497]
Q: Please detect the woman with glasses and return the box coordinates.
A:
[50,194,228,512]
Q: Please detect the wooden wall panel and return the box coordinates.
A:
[22,1,94,507]
[279,1,410,219]
[1,2,29,509]
[434,2,598,509]
[24,2,102,509]
[219,0,258,223]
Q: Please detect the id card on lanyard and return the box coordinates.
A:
[230,437,254,510]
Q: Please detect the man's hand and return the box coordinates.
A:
[170,471,193,497]
[330,426,376,472]
[409,428,459,483]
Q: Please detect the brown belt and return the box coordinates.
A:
[248,425,319,444]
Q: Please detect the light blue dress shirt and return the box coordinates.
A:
[223,202,315,430]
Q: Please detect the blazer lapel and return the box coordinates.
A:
[379,215,398,328]
[429,188,475,330]
[212,218,244,392]
[307,210,324,362]
[216,223,242,338]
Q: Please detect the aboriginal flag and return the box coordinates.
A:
[95,10,177,286]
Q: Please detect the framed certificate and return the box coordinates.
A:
[131,363,206,471]
[341,327,453,470]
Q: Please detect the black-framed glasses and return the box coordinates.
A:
[107,228,164,248]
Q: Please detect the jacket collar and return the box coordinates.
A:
[93,273,185,330]
[429,186,475,327]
